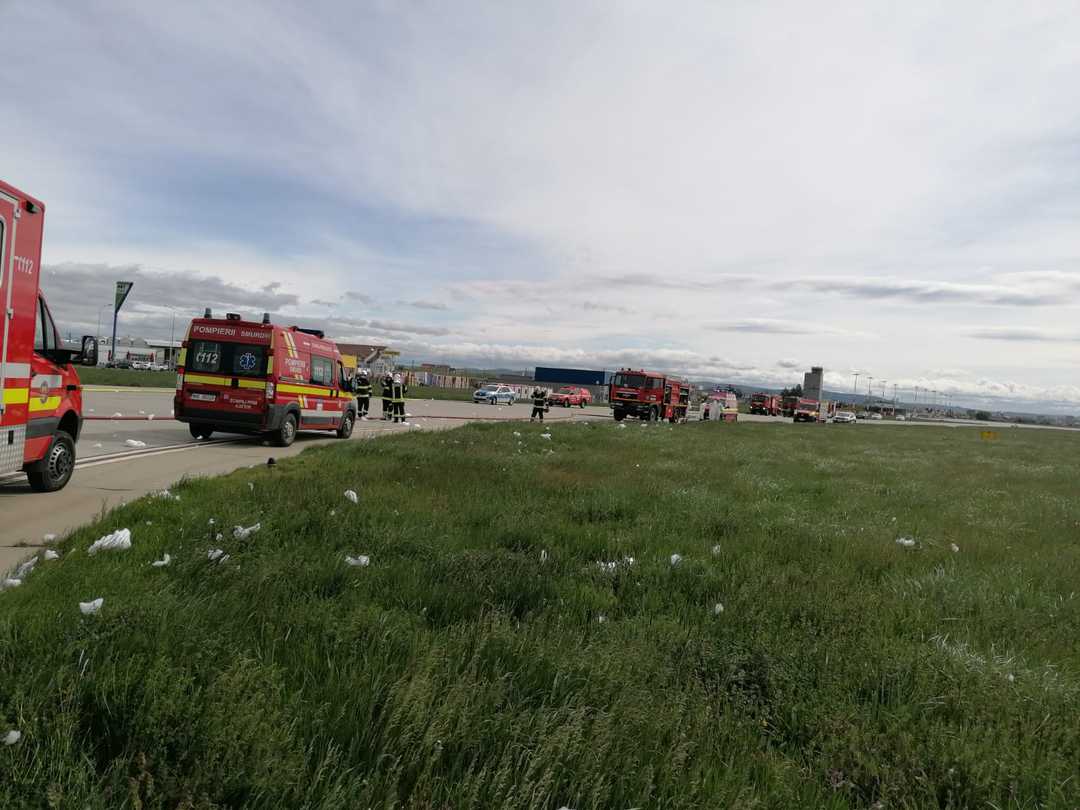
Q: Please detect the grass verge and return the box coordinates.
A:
[2,422,1079,808]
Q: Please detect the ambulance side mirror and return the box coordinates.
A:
[77,335,98,367]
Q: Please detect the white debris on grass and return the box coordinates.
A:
[207,549,226,562]
[88,528,132,555]
[79,598,104,615]
[670,553,683,566]
[247,482,254,491]
[43,549,60,561]
[895,537,917,548]
[215,532,223,542]
[154,489,180,501]
[233,522,260,539]
[540,549,548,564]
[540,433,552,440]
[950,543,960,553]
[597,615,606,624]
[15,557,37,578]
[151,553,171,568]
[124,439,147,448]
[344,490,359,504]
[2,579,22,590]
[711,544,722,556]
[714,602,725,616]
[513,431,521,437]
[345,554,370,567]
[3,730,21,746]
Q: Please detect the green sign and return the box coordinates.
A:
[114,280,134,312]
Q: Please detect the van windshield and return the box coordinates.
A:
[188,340,268,377]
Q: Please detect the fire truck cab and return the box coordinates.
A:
[174,312,357,447]
[1,180,96,491]
[609,368,691,423]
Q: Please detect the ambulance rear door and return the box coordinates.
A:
[0,186,34,475]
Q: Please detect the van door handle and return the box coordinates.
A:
[66,384,78,392]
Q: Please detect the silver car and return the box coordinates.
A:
[473,384,517,405]
[833,411,856,424]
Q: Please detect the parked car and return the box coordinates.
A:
[547,386,593,408]
[473,384,517,405]
[895,414,906,422]
[832,410,856,424]
[869,412,883,421]
[130,360,152,371]
[149,362,171,372]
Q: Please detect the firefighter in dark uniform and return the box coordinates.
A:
[530,386,547,422]
[391,373,408,423]
[381,373,394,420]
[354,369,371,419]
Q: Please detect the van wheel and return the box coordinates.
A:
[189,424,213,440]
[337,411,355,439]
[27,431,76,492]
[274,413,298,447]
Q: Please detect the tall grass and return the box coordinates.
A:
[78,367,177,388]
[2,422,1078,808]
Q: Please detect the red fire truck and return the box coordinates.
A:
[0,180,96,491]
[174,312,357,446]
[749,392,781,416]
[781,394,799,417]
[793,398,820,423]
[609,368,691,422]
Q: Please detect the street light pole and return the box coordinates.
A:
[852,372,860,396]
[95,304,112,365]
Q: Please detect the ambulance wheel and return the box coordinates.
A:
[337,411,355,439]
[27,431,76,493]
[273,413,298,447]
[189,424,213,440]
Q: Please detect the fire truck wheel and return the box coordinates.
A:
[274,413,298,447]
[189,424,213,440]
[579,401,586,408]
[28,431,76,492]
[337,411,355,439]
[613,411,625,421]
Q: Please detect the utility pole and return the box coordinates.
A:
[852,372,860,396]
[867,376,873,399]
[95,304,112,363]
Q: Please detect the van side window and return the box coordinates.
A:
[311,355,334,386]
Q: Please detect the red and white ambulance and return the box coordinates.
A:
[174,312,357,446]
[1,180,96,491]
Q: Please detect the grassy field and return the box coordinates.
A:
[3,422,1079,808]
[411,384,475,402]
[78,367,177,388]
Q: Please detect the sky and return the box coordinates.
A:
[5,1,1080,413]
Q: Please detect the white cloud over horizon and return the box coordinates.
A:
[7,1,1080,413]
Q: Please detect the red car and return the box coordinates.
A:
[547,386,593,408]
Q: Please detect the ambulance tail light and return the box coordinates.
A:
[266,380,275,400]
[176,372,184,391]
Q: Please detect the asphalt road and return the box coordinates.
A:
[1,389,608,572]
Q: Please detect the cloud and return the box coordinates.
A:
[344,291,375,305]
[704,318,869,337]
[964,326,1079,342]
[38,262,298,340]
[781,276,1059,307]
[401,299,449,311]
